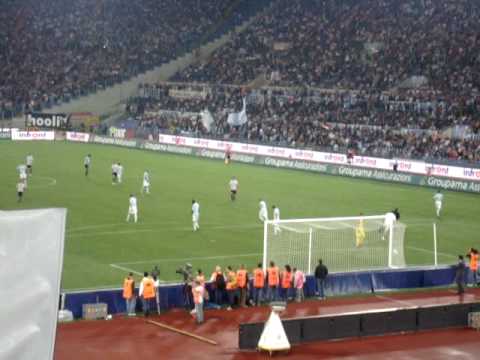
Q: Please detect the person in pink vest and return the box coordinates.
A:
[192,280,205,324]
[293,267,306,303]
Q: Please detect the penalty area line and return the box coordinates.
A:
[109,263,144,276]
[406,245,457,260]
[116,252,263,266]
[109,263,167,282]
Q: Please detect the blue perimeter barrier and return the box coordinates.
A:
[64,266,472,318]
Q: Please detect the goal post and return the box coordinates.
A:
[263,215,407,274]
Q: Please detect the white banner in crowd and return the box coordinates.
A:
[0,209,67,360]
[157,134,480,182]
[66,131,90,143]
[200,109,214,131]
[11,130,55,141]
[227,98,248,126]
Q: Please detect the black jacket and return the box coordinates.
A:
[314,264,328,279]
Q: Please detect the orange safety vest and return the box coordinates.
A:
[470,253,479,270]
[237,269,247,288]
[122,278,134,299]
[142,278,155,299]
[226,271,237,290]
[281,270,292,289]
[267,266,279,287]
[253,268,265,288]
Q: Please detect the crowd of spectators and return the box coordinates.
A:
[173,0,480,95]
[0,0,239,117]
[2,0,479,162]
[127,83,480,162]
[130,0,480,163]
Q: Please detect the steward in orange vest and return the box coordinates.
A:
[123,275,135,300]
[254,266,265,288]
[468,248,479,286]
[237,264,248,307]
[140,272,155,317]
[252,263,265,306]
[266,261,279,302]
[226,266,238,309]
[281,267,293,289]
[281,265,293,301]
[123,273,136,316]
[267,263,279,287]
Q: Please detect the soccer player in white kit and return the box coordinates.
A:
[272,205,281,235]
[126,194,138,223]
[112,163,119,184]
[142,170,150,194]
[17,181,25,202]
[117,163,124,183]
[433,190,444,217]
[229,176,238,201]
[26,154,34,175]
[383,211,397,240]
[84,154,91,176]
[17,164,28,188]
[259,200,268,222]
[192,200,200,231]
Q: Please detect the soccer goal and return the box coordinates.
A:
[263,215,407,274]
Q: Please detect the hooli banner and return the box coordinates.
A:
[26,113,70,129]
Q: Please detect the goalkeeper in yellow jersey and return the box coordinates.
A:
[355,214,366,247]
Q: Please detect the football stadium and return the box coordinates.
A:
[1,0,480,359]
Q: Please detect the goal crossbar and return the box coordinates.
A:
[265,215,385,225]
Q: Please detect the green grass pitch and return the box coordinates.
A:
[1,141,479,290]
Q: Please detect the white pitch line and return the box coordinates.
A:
[63,285,123,292]
[406,245,457,259]
[109,263,144,276]
[68,223,262,238]
[115,252,263,266]
[69,229,159,237]
[68,221,188,233]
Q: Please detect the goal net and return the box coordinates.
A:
[263,215,406,274]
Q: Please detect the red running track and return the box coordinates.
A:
[54,288,480,360]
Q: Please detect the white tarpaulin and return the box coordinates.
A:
[0,209,67,360]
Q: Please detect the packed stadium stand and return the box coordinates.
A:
[2,0,480,162]
[0,0,270,118]
[122,0,480,162]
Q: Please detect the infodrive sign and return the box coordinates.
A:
[11,130,55,141]
[26,113,70,129]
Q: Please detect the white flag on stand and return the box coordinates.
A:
[258,310,291,352]
[227,98,247,126]
[200,108,214,131]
